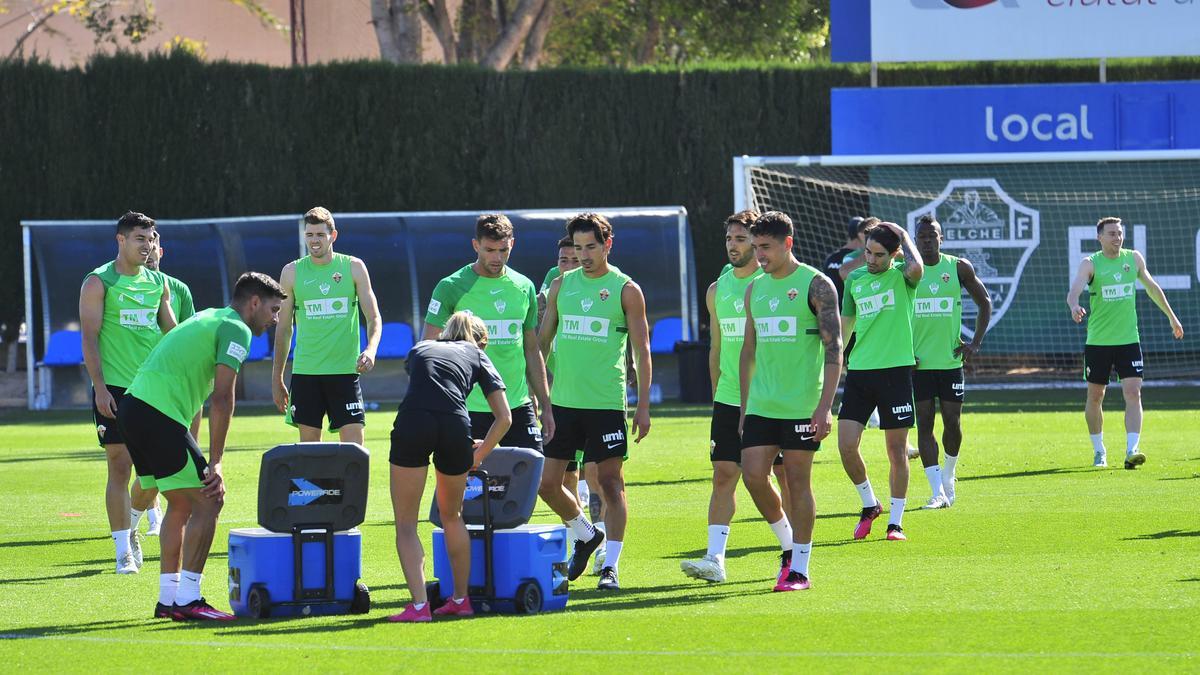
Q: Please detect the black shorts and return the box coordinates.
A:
[389,408,474,476]
[469,402,542,452]
[92,384,126,447]
[740,414,820,452]
[117,395,209,492]
[1084,343,1144,384]
[544,405,628,464]
[709,402,743,463]
[913,368,965,403]
[839,366,915,429]
[290,374,365,431]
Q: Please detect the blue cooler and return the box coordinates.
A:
[432,523,569,614]
[228,527,368,618]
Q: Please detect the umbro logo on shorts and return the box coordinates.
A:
[346,402,363,412]
[794,423,814,433]
[602,430,624,443]
[952,382,965,391]
[527,425,542,442]
[892,403,913,415]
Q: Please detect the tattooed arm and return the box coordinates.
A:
[808,273,843,442]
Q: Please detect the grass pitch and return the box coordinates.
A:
[1,388,1198,672]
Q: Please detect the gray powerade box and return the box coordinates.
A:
[230,442,373,618]
[429,446,544,529]
[258,442,370,532]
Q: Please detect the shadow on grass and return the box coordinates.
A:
[1123,530,1200,541]
[625,477,710,488]
[61,551,225,567]
[1159,475,1199,481]
[0,618,148,639]
[959,467,1093,482]
[4,568,104,584]
[0,535,108,549]
[1179,578,1200,583]
[213,580,770,635]
[663,544,780,561]
[0,450,105,465]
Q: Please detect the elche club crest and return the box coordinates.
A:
[599,288,610,301]
[907,179,1039,340]
[332,272,343,284]
[941,272,951,283]
[787,287,798,301]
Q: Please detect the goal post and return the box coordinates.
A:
[734,150,1200,384]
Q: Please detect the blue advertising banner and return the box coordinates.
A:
[832,81,1200,155]
[832,0,1200,63]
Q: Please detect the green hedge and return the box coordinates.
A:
[2,53,1198,338]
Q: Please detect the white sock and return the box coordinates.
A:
[130,508,145,532]
[112,529,130,559]
[888,498,906,527]
[412,602,427,610]
[706,524,730,560]
[147,505,162,529]
[855,479,878,508]
[924,465,945,498]
[944,453,959,480]
[577,479,590,505]
[1126,432,1140,455]
[176,570,202,605]
[605,540,623,571]
[768,517,793,551]
[1090,433,1105,454]
[789,542,812,576]
[449,596,467,604]
[566,514,595,541]
[159,572,180,605]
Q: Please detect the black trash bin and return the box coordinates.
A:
[674,340,711,404]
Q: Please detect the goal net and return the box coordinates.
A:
[734,151,1200,384]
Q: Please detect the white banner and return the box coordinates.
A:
[869,0,1200,62]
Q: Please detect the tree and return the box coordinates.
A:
[543,0,828,68]
[3,0,284,61]
[369,0,825,70]
[370,0,554,70]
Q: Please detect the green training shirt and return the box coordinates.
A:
[163,272,195,323]
[425,264,538,411]
[292,253,360,375]
[551,266,632,411]
[85,261,167,388]
[746,264,823,419]
[913,253,963,371]
[843,260,917,371]
[540,266,561,294]
[713,266,763,407]
[1086,249,1140,346]
[127,307,253,428]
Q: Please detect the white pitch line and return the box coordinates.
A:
[0,634,1194,660]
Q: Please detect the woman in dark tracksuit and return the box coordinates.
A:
[388,311,511,623]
